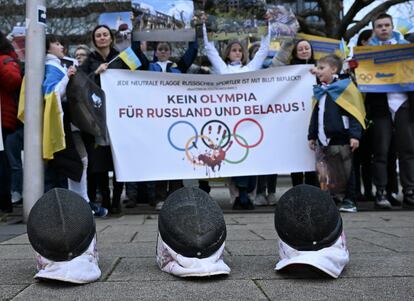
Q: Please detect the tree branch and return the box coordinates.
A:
[338,0,375,36]
[344,0,411,40]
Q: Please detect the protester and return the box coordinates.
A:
[131,35,198,210]
[274,184,349,278]
[74,44,91,66]
[247,43,278,207]
[0,30,22,213]
[202,23,270,74]
[203,21,270,210]
[364,13,413,209]
[288,39,319,188]
[43,34,108,217]
[80,25,129,215]
[308,54,365,213]
[5,122,23,205]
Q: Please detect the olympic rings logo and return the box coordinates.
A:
[358,73,373,82]
[167,119,264,173]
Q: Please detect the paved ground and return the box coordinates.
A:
[0,177,413,300]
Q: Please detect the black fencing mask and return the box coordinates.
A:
[274,184,342,251]
[158,187,226,258]
[27,188,96,261]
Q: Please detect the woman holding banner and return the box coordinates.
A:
[80,25,131,215]
[287,39,319,188]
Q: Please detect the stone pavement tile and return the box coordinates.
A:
[14,280,267,301]
[0,257,115,285]
[0,285,27,300]
[368,226,414,238]
[0,224,26,235]
[1,234,29,245]
[226,229,264,241]
[98,242,156,258]
[99,215,147,225]
[342,212,413,229]
[229,215,275,225]
[248,228,278,240]
[226,255,278,280]
[0,234,18,243]
[131,231,158,243]
[346,237,394,254]
[0,259,36,284]
[356,235,414,252]
[106,257,175,282]
[342,253,414,278]
[98,226,139,243]
[141,216,159,225]
[257,277,414,301]
[226,240,277,256]
[0,244,34,259]
[226,223,275,230]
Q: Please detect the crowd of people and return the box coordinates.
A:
[0,12,413,217]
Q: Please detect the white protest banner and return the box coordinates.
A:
[101,65,316,181]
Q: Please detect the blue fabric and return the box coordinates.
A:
[5,127,23,194]
[369,31,409,46]
[42,64,65,95]
[313,78,350,102]
[148,63,182,73]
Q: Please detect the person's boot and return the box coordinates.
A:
[403,190,414,209]
[387,192,402,207]
[375,189,392,209]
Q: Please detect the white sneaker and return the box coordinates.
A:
[155,201,164,211]
[267,193,278,205]
[254,193,268,206]
[11,191,22,204]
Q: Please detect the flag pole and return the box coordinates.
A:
[23,0,46,222]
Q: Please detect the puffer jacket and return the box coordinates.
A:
[0,51,22,130]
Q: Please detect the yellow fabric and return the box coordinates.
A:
[17,76,66,159]
[335,81,366,129]
[43,91,65,159]
[17,76,25,122]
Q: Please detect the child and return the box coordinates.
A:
[308,54,365,213]
[202,23,270,74]
[130,38,198,210]
[202,22,270,210]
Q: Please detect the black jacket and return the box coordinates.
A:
[80,47,128,87]
[365,91,414,122]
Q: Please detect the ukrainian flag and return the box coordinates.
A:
[313,78,366,129]
[119,47,141,70]
[18,64,66,160]
[42,64,66,159]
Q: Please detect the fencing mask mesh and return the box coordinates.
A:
[158,187,226,258]
[27,188,96,261]
[274,184,342,251]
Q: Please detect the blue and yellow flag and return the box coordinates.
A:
[313,78,366,129]
[18,64,66,160]
[119,47,141,70]
[42,63,66,159]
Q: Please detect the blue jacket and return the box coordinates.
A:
[369,31,409,46]
[132,40,198,73]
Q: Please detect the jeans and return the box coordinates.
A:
[5,127,23,194]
